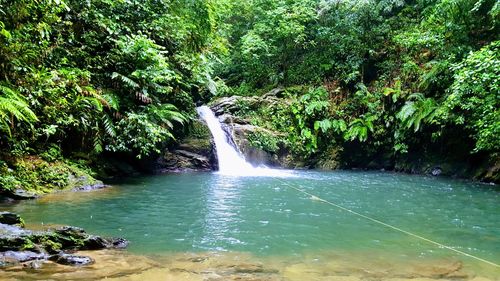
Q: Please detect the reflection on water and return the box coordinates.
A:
[200,175,244,251]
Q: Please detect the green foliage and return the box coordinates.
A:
[215,0,499,169]
[0,157,98,193]
[247,130,280,153]
[108,104,186,159]
[0,84,38,136]
[0,0,498,183]
[397,93,438,132]
[441,41,499,153]
[345,115,377,142]
[0,0,219,165]
[0,0,226,193]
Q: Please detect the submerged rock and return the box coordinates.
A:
[23,259,44,270]
[50,253,94,266]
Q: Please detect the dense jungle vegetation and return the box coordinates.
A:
[0,0,498,193]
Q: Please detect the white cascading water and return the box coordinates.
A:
[197,106,293,177]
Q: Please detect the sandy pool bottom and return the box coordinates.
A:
[1,249,498,281]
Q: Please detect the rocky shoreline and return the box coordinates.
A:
[0,212,128,269]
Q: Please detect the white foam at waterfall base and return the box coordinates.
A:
[197,106,295,177]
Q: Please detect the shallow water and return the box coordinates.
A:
[1,170,499,280]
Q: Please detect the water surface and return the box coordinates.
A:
[1,170,499,279]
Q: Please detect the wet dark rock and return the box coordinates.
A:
[0,196,15,204]
[81,235,128,250]
[50,253,94,266]
[161,150,213,172]
[82,235,109,250]
[0,212,24,226]
[55,226,87,240]
[109,237,129,249]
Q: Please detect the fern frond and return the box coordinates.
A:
[112,72,140,89]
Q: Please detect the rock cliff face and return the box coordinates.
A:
[158,120,217,172]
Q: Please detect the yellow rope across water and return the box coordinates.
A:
[273,177,500,268]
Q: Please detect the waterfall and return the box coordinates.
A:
[196,106,253,174]
[197,106,294,177]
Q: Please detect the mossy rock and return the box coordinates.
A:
[0,156,101,197]
[1,213,129,267]
[0,212,25,227]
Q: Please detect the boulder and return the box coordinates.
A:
[0,234,32,251]
[0,222,27,236]
[210,96,258,116]
[68,174,106,192]
[232,128,276,166]
[161,150,213,172]
[109,237,129,249]
[0,212,24,227]
[431,167,442,176]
